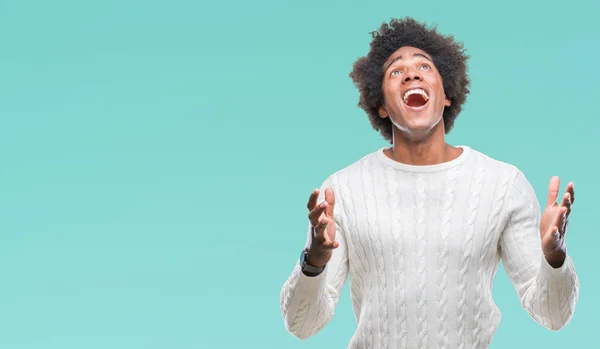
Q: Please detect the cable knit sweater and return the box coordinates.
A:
[280,145,579,349]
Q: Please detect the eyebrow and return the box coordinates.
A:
[384,53,433,71]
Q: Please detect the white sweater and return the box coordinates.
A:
[280,145,579,349]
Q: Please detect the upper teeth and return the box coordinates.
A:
[403,88,429,103]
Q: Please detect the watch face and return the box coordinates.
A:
[299,248,324,276]
[300,249,308,264]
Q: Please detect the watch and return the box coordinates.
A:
[300,248,325,276]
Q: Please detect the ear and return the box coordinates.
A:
[444,97,451,107]
[378,105,389,119]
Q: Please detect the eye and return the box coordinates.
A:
[419,64,431,71]
[390,70,402,76]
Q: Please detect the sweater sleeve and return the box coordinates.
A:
[499,170,579,331]
[279,177,349,340]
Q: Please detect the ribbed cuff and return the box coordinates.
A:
[539,254,573,280]
[294,262,328,295]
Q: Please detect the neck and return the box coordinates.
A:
[385,122,461,166]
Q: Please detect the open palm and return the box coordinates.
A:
[306,187,338,267]
[540,176,574,267]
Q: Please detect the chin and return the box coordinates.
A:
[391,114,442,137]
[406,124,438,135]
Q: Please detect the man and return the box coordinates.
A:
[279,17,579,349]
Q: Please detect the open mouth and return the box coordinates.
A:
[403,88,429,108]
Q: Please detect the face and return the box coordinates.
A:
[378,46,451,138]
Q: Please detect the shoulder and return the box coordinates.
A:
[464,147,542,226]
[466,146,538,204]
[313,149,381,209]
[464,146,524,183]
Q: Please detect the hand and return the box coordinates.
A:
[305,187,338,267]
[540,176,575,268]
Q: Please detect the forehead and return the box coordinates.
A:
[383,46,433,68]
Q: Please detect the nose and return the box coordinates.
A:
[403,70,422,83]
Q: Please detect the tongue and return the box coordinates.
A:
[406,94,427,107]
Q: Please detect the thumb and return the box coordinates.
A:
[324,187,335,217]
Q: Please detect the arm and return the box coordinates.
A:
[499,170,579,331]
[279,179,349,339]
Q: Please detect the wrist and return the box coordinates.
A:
[545,251,566,268]
[300,248,326,276]
[306,248,327,268]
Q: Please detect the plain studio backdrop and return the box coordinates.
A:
[0,0,597,348]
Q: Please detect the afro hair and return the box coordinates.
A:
[349,17,471,142]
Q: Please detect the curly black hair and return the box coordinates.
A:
[349,17,471,143]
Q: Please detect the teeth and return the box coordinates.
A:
[403,88,429,103]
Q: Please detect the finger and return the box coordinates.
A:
[308,201,328,226]
[567,182,575,205]
[555,205,568,223]
[546,176,560,208]
[559,191,572,216]
[554,206,568,237]
[306,188,320,211]
[563,215,570,236]
[321,240,340,250]
[313,215,331,240]
[324,188,335,217]
[312,221,326,239]
[313,217,339,248]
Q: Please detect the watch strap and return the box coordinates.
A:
[300,248,325,276]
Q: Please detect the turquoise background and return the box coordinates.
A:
[0,0,597,348]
